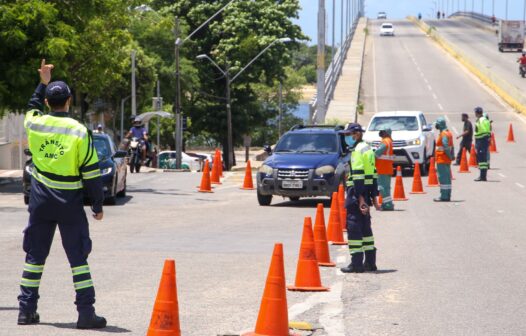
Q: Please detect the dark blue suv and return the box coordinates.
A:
[257,125,350,205]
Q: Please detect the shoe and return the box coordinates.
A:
[364,263,378,272]
[77,313,107,329]
[17,311,40,325]
[474,177,487,182]
[340,263,364,273]
[453,162,460,166]
[433,198,450,202]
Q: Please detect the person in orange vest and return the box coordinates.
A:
[434,117,454,202]
[374,127,394,210]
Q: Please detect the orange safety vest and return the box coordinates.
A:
[376,137,394,175]
[436,130,453,164]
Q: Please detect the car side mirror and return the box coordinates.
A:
[113,150,127,158]
[24,148,32,156]
[263,145,272,154]
[423,125,432,132]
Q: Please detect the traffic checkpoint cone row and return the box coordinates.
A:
[242,243,292,336]
[217,149,224,178]
[427,157,439,187]
[469,144,478,167]
[507,123,516,143]
[287,217,330,292]
[458,147,470,173]
[313,204,335,267]
[338,185,347,232]
[147,260,181,336]
[393,166,408,201]
[211,150,222,185]
[326,192,347,245]
[197,160,213,193]
[410,163,426,194]
[490,132,498,153]
[241,160,255,190]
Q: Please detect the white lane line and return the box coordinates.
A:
[424,78,429,84]
[373,36,378,113]
[438,103,444,111]
[498,173,506,178]
[516,183,525,189]
[318,282,345,336]
[432,93,438,100]
[427,84,433,91]
[444,114,451,123]
[452,126,459,134]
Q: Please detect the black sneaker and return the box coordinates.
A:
[364,264,378,272]
[77,313,107,329]
[17,311,40,325]
[474,177,487,182]
[340,263,364,273]
[433,198,450,202]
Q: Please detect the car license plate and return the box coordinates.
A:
[282,180,303,189]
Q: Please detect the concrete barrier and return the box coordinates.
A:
[408,16,526,116]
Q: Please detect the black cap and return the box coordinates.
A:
[343,122,366,133]
[474,106,483,114]
[45,81,72,104]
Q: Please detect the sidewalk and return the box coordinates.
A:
[0,170,22,185]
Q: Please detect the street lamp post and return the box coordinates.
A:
[120,95,131,142]
[196,37,292,170]
[505,0,508,20]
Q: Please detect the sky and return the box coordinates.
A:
[297,0,526,44]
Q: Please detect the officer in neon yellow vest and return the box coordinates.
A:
[341,123,380,273]
[474,107,491,181]
[17,60,106,329]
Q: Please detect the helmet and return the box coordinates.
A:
[343,122,366,134]
[378,127,392,137]
[435,117,447,130]
[522,52,526,56]
[474,106,483,114]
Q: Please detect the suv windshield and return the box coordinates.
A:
[274,133,338,153]
[369,116,419,131]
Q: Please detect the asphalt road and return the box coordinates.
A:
[350,19,526,335]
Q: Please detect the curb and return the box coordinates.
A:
[408,16,526,116]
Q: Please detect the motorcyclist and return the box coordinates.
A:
[517,52,526,74]
[126,117,148,162]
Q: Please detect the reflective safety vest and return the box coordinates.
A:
[347,142,377,187]
[25,110,100,190]
[474,116,491,139]
[436,130,453,164]
[375,137,394,175]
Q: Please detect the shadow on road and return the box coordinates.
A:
[0,182,23,194]
[372,269,398,274]
[0,307,19,311]
[39,322,131,333]
[271,198,332,208]
[127,188,192,196]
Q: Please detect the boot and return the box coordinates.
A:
[364,248,377,272]
[341,263,364,273]
[433,198,450,202]
[77,313,107,329]
[475,169,487,182]
[17,311,40,325]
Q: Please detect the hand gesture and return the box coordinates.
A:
[38,59,54,85]
[92,212,104,221]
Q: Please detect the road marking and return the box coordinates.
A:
[336,255,346,264]
[452,126,459,134]
[432,93,438,100]
[427,84,433,91]
[424,78,429,84]
[516,183,525,189]
[373,35,379,113]
[498,173,506,178]
[438,103,444,111]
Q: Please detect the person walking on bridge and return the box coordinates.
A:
[434,117,454,202]
[474,107,491,181]
[375,127,394,211]
[454,113,473,166]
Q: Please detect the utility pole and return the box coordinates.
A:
[481,0,484,15]
[225,62,233,170]
[331,0,335,100]
[505,0,508,20]
[278,82,283,137]
[156,80,162,149]
[174,17,182,169]
[131,50,137,118]
[315,0,326,124]
[340,0,344,53]
[523,0,526,24]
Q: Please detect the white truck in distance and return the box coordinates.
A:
[363,111,435,175]
[498,20,525,52]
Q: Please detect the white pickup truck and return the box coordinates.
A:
[363,111,436,175]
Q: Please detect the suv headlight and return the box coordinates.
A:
[407,138,421,146]
[25,165,33,174]
[259,164,274,175]
[101,167,113,176]
[315,165,335,176]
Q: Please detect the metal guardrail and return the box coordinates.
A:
[450,11,497,24]
[309,17,361,123]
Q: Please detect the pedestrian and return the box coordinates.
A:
[474,107,491,181]
[437,10,441,19]
[17,59,106,329]
[434,117,454,202]
[454,113,473,166]
[374,127,394,211]
[442,12,445,19]
[341,123,380,273]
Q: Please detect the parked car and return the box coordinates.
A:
[363,111,435,175]
[377,11,387,19]
[23,133,128,205]
[380,23,395,36]
[256,125,350,206]
[157,151,202,171]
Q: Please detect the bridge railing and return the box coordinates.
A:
[450,11,497,24]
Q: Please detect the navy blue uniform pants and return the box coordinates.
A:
[346,194,375,267]
[18,180,95,315]
[475,137,490,179]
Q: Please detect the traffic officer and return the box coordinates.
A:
[17,60,106,329]
[474,107,491,181]
[341,123,380,273]
[374,127,394,211]
[434,117,454,202]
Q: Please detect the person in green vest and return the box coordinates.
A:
[474,107,491,181]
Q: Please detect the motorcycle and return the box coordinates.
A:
[128,137,142,173]
[520,64,526,78]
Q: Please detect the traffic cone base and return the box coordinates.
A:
[329,241,348,246]
[318,261,337,267]
[287,285,330,291]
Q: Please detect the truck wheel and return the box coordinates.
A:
[257,189,272,206]
[289,197,300,202]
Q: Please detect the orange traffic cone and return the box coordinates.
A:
[313,204,335,267]
[197,160,213,193]
[241,160,255,190]
[217,149,224,177]
[147,260,181,336]
[410,163,426,194]
[458,148,470,173]
[337,185,347,232]
[242,243,290,336]
[288,217,330,292]
[393,166,408,201]
[507,123,516,143]
[378,194,383,206]
[469,144,478,167]
[326,192,347,245]
[427,157,439,187]
[490,132,498,153]
[211,150,221,185]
